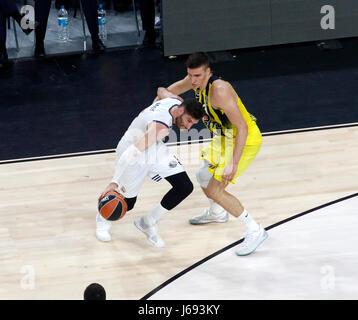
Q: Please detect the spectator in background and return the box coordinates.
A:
[34,0,106,57]
[0,0,33,68]
[138,0,156,46]
[83,283,106,300]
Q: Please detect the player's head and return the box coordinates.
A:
[175,98,205,130]
[186,52,211,90]
[186,52,210,69]
[83,283,106,300]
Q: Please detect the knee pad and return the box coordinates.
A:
[196,162,213,188]
[176,175,194,198]
[161,172,194,211]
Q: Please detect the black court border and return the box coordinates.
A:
[1,122,358,165]
[140,192,358,300]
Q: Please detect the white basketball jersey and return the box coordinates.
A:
[118,97,181,149]
[112,98,185,196]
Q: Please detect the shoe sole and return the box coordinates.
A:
[134,219,164,248]
[236,230,268,256]
[189,217,229,225]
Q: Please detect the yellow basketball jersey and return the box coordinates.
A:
[195,75,260,144]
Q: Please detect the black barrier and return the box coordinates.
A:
[161,0,358,56]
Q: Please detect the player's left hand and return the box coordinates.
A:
[222,162,238,184]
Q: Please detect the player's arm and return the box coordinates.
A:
[153,76,192,102]
[210,80,248,183]
[109,122,169,186]
[156,87,184,102]
[134,121,169,152]
[100,122,169,200]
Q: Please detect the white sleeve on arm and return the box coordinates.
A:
[111,144,142,185]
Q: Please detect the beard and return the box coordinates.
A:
[176,115,187,130]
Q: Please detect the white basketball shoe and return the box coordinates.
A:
[134,217,165,248]
[189,208,229,225]
[235,224,268,256]
[96,213,112,242]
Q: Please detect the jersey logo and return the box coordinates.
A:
[149,102,160,111]
[195,89,200,101]
[169,160,177,168]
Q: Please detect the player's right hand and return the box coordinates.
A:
[98,182,120,203]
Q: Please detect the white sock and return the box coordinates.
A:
[141,203,168,228]
[209,199,226,216]
[97,213,108,223]
[237,209,259,233]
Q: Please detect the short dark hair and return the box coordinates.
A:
[182,98,206,120]
[84,283,106,300]
[185,52,210,69]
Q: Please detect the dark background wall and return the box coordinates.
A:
[161,0,358,56]
[1,37,358,162]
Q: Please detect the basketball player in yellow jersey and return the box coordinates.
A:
[156,52,267,256]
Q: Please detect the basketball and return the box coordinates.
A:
[98,191,128,221]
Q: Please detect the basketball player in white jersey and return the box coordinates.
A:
[96,97,205,247]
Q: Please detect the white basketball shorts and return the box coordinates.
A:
[115,140,185,198]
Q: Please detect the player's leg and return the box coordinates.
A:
[190,136,228,224]
[205,176,267,256]
[96,152,147,242]
[201,137,267,255]
[200,137,261,223]
[135,171,193,247]
[134,150,192,247]
[95,211,112,242]
[204,177,245,218]
[189,161,229,224]
[153,171,194,224]
[96,196,137,242]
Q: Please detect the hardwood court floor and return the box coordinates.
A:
[0,125,357,299]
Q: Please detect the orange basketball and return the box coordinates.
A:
[98,191,127,221]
